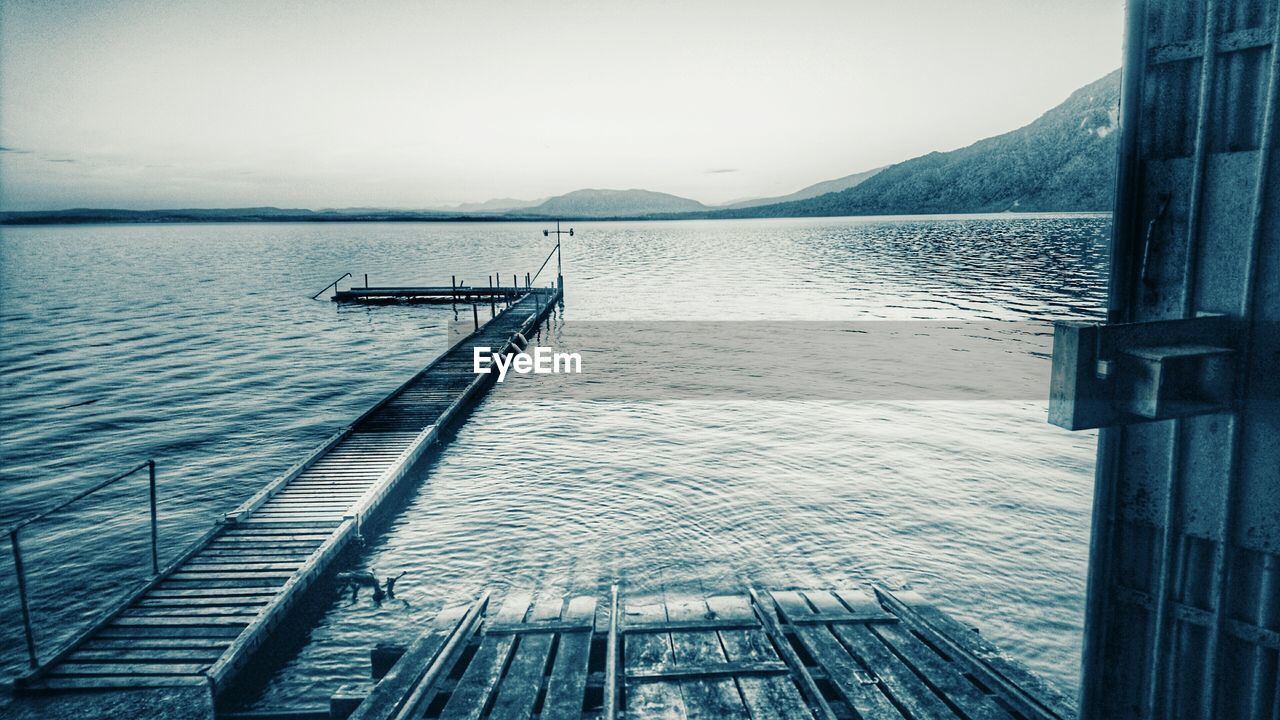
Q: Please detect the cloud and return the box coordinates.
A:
[0,146,31,154]
[705,168,737,174]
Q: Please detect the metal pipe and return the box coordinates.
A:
[603,584,619,720]
[530,243,558,286]
[311,272,351,300]
[148,460,159,576]
[393,592,490,720]
[10,530,37,668]
[5,459,163,671]
[749,587,837,720]
[8,460,154,534]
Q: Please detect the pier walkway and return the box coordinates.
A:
[13,287,561,700]
[332,586,1075,720]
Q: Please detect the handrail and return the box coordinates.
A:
[529,242,560,287]
[312,272,352,300]
[7,459,160,668]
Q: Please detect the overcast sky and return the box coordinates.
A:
[0,0,1123,211]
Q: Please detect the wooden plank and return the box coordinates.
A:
[247,512,348,517]
[135,598,273,609]
[770,591,903,720]
[259,498,361,505]
[488,596,565,720]
[146,586,285,598]
[35,676,210,690]
[832,591,1010,720]
[438,593,532,720]
[666,596,750,719]
[349,601,481,720]
[211,529,331,538]
[250,504,354,510]
[98,625,245,639]
[622,598,687,719]
[223,523,339,532]
[624,619,762,634]
[485,620,594,635]
[208,533,329,541]
[123,606,261,618]
[186,553,314,564]
[806,591,954,720]
[541,596,597,720]
[627,661,788,681]
[166,573,292,584]
[204,540,325,550]
[174,562,302,573]
[206,518,357,688]
[111,615,251,628]
[873,588,1076,720]
[706,595,814,720]
[872,624,1013,720]
[80,638,231,651]
[67,648,224,663]
[49,662,209,677]
[259,498,360,504]
[216,532,334,541]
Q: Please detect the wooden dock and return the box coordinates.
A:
[333,286,538,304]
[12,286,561,701]
[336,586,1076,720]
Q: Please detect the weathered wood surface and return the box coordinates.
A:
[19,290,559,695]
[346,587,1069,720]
[332,287,556,305]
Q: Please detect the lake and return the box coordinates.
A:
[0,215,1108,708]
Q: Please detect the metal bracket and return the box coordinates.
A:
[1049,314,1238,430]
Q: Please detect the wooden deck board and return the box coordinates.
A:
[665,596,751,719]
[805,590,954,720]
[771,591,905,720]
[623,598,688,719]
[487,596,565,720]
[541,596,597,720]
[437,594,532,720]
[20,289,560,695]
[705,595,815,720]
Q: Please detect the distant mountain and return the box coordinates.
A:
[448,197,546,213]
[720,166,885,209]
[523,188,708,217]
[709,69,1121,218]
[0,207,459,224]
[3,72,1120,225]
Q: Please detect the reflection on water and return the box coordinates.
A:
[0,215,1108,704]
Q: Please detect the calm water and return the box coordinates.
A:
[0,216,1108,707]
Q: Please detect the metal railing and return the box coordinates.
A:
[312,272,352,300]
[7,459,159,668]
[529,241,561,287]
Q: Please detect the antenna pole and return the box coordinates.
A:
[543,220,572,292]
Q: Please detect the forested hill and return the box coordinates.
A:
[708,69,1121,218]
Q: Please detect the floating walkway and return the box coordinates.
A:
[13,286,561,699]
[329,586,1075,720]
[333,285,538,304]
